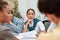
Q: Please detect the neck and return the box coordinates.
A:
[57,20,60,30]
[0,19,4,24]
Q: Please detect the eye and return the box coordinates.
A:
[32,13,34,15]
[28,13,31,15]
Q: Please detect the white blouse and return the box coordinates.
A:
[35,21,45,33]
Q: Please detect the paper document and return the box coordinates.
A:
[16,30,37,39]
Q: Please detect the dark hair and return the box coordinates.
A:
[26,8,35,14]
[0,0,8,11]
[38,0,60,17]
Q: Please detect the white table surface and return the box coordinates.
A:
[16,30,37,40]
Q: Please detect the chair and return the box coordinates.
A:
[43,20,51,32]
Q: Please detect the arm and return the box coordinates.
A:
[7,21,21,33]
[10,23,22,33]
[22,25,28,32]
[35,21,46,37]
[15,19,24,33]
[22,21,29,32]
[36,21,46,32]
[12,17,24,33]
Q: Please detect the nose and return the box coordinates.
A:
[30,14,33,17]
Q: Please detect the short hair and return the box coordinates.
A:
[26,8,35,15]
[38,0,60,17]
[0,0,8,11]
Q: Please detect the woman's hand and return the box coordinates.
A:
[28,19,33,24]
[23,25,28,32]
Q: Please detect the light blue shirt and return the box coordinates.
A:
[13,17,24,33]
[4,17,24,34]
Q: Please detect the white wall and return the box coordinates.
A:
[18,0,46,21]
[18,0,27,21]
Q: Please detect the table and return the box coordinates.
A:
[16,30,37,40]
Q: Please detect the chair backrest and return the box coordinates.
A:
[43,20,51,32]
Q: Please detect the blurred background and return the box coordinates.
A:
[4,0,48,22]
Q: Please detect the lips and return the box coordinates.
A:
[29,17,33,19]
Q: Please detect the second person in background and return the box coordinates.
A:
[23,8,40,32]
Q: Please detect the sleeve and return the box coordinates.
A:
[13,17,24,33]
[0,30,16,40]
[10,23,21,33]
[16,19,24,33]
[15,21,24,33]
[39,21,45,31]
[35,23,41,33]
[35,21,45,33]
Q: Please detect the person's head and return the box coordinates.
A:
[0,0,13,23]
[38,0,60,24]
[26,8,35,21]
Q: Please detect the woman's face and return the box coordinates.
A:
[0,5,13,23]
[27,10,35,21]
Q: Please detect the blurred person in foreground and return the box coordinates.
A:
[4,10,24,35]
[37,0,60,40]
[0,0,19,40]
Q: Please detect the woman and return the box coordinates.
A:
[37,0,60,40]
[3,10,24,34]
[23,9,40,32]
[0,0,18,40]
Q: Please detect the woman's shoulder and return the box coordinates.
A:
[37,21,43,25]
[34,18,40,21]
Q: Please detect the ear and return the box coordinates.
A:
[46,14,54,21]
[46,14,58,24]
